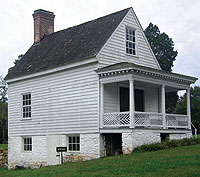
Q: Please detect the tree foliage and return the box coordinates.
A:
[0,76,8,143]
[144,23,178,113]
[144,23,178,71]
[175,86,200,133]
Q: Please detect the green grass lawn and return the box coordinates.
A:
[0,144,7,149]
[0,144,200,177]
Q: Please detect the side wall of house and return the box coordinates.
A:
[8,62,99,136]
[98,9,160,70]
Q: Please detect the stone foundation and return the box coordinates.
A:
[63,133,103,162]
[8,136,47,169]
[169,132,192,140]
[122,131,161,154]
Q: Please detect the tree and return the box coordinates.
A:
[0,76,8,143]
[144,23,178,113]
[8,54,23,73]
[144,23,178,71]
[175,86,200,133]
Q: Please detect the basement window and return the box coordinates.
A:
[23,137,32,151]
[126,27,136,55]
[22,93,31,118]
[68,136,80,152]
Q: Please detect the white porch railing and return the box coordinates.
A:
[134,111,163,127]
[103,112,130,127]
[166,114,188,128]
[102,111,189,129]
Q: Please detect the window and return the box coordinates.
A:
[23,137,32,151]
[68,136,80,151]
[22,93,31,118]
[126,27,136,55]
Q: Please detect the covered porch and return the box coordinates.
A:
[96,63,197,130]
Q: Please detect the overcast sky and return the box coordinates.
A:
[0,0,199,85]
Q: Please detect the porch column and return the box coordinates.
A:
[100,83,104,129]
[161,84,166,129]
[129,79,135,128]
[187,88,191,129]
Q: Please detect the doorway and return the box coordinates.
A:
[104,134,122,156]
[119,87,145,112]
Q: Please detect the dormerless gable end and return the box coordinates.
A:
[97,8,161,70]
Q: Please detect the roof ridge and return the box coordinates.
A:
[52,7,131,36]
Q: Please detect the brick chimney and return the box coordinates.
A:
[32,9,55,43]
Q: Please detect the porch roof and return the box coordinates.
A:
[95,62,198,85]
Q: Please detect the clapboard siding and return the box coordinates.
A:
[98,9,160,70]
[104,83,119,113]
[103,82,159,113]
[8,63,99,136]
[145,87,159,112]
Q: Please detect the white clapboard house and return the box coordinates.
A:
[6,7,197,168]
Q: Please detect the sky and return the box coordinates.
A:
[0,0,199,86]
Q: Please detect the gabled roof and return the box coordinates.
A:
[95,62,198,84]
[6,8,131,80]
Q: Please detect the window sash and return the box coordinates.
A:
[23,138,32,151]
[68,136,80,151]
[126,27,136,55]
[22,94,31,118]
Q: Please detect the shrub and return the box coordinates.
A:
[133,137,200,153]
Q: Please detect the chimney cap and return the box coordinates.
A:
[33,9,54,15]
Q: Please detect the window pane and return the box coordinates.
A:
[69,144,72,151]
[132,36,135,43]
[126,28,128,34]
[29,100,31,105]
[73,144,76,150]
[133,50,136,55]
[28,94,31,99]
[77,137,80,143]
[77,144,80,151]
[69,137,72,143]
[73,137,76,143]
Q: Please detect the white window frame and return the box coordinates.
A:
[22,137,32,152]
[21,93,31,119]
[67,135,80,152]
[125,26,137,56]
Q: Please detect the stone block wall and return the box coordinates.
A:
[8,136,47,169]
[122,131,161,154]
[169,132,192,140]
[64,133,103,162]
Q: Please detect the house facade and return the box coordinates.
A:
[6,8,197,169]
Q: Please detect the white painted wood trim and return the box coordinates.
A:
[161,84,166,129]
[96,8,131,60]
[100,73,189,89]
[6,58,98,83]
[129,78,135,128]
[187,88,191,129]
[129,8,161,70]
[100,83,104,129]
